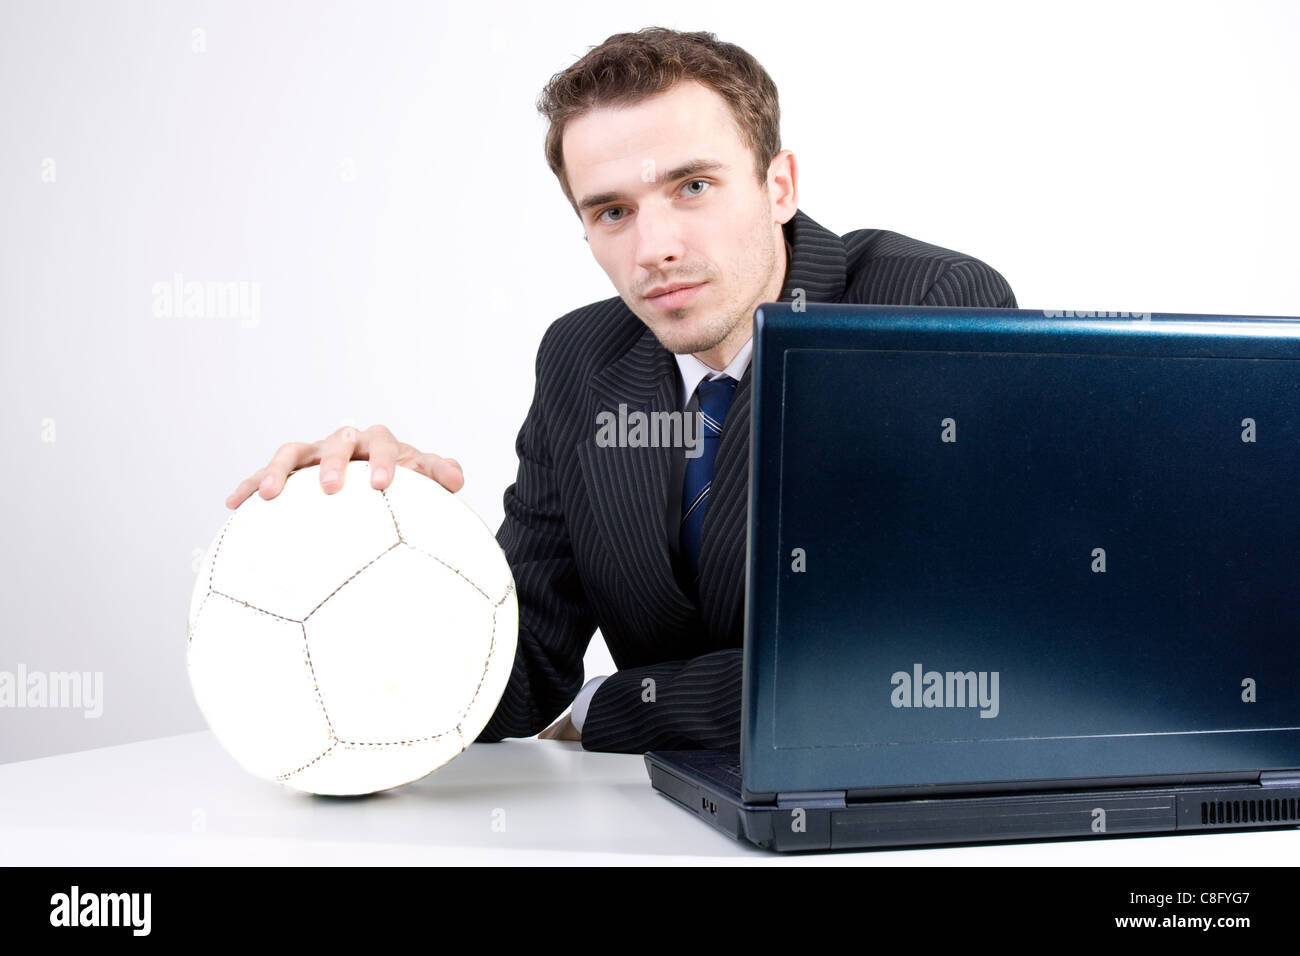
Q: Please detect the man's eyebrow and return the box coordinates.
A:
[576,159,731,214]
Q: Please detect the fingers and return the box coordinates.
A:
[226,475,262,510]
[316,426,364,494]
[261,441,321,500]
[224,425,454,509]
[408,453,465,493]
[437,457,465,491]
[360,425,402,491]
[225,441,318,509]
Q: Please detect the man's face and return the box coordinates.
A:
[563,80,797,366]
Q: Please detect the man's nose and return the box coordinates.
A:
[633,204,686,272]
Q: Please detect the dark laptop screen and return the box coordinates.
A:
[743,304,1300,797]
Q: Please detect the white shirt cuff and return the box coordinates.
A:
[569,675,609,734]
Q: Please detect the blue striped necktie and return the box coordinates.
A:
[680,375,737,583]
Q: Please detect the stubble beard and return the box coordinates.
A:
[636,211,781,357]
[652,308,736,356]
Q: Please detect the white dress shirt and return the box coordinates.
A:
[672,335,753,409]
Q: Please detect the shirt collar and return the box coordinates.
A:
[674,336,753,408]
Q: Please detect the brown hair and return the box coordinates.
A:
[537,27,782,214]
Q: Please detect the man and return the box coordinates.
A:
[227,27,1017,754]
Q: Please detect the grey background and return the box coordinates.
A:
[2,0,1297,764]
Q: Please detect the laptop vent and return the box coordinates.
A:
[1201,797,1299,826]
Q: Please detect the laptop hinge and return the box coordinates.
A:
[777,790,846,809]
[1259,770,1300,788]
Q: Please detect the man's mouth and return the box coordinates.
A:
[645,282,706,309]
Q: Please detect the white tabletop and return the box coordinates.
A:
[0,732,1295,865]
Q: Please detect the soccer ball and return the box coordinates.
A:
[186,460,517,795]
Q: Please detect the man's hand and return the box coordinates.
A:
[538,712,581,741]
[225,423,464,509]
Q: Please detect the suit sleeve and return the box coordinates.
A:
[475,326,598,742]
[578,647,743,753]
[921,258,1018,308]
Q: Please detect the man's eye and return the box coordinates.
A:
[595,180,711,225]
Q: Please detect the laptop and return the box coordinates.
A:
[645,302,1300,851]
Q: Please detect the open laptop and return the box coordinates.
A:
[645,302,1300,851]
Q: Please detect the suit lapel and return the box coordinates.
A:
[578,326,701,626]
[778,208,849,303]
[695,361,752,641]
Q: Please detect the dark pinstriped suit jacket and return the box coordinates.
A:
[475,209,1017,753]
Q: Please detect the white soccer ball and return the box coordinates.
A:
[186,460,517,795]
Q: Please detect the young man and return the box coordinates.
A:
[227,27,1017,754]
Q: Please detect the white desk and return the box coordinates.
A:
[0,732,1295,865]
